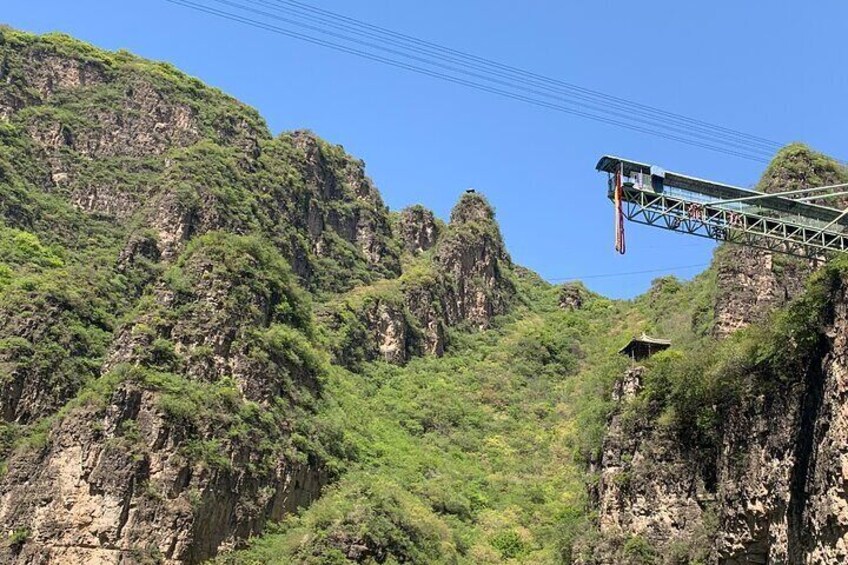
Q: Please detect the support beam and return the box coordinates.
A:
[708,182,848,207]
[598,156,848,259]
[794,189,848,202]
[617,187,848,258]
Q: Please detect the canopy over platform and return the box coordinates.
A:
[597,155,848,258]
[619,333,671,361]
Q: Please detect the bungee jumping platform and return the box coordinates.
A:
[597,155,848,259]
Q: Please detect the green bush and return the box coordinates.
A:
[490,530,527,559]
[622,535,658,564]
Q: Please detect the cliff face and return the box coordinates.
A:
[0,30,400,291]
[711,271,848,564]
[394,204,441,256]
[588,146,848,563]
[712,245,810,337]
[585,366,714,564]
[712,145,848,337]
[0,29,518,563]
[261,130,401,290]
[0,382,327,564]
[0,234,331,564]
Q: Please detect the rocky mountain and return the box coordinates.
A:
[712,145,848,337]
[582,146,848,564]
[2,26,848,565]
[0,28,518,563]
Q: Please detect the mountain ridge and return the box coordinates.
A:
[2,26,848,565]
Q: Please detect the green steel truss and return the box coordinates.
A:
[617,186,848,258]
[597,155,848,259]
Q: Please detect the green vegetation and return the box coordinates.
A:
[757,143,848,194]
[221,277,646,564]
[633,269,716,348]
[231,478,460,564]
[6,528,29,547]
[5,26,848,565]
[634,257,845,449]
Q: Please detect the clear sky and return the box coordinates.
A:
[4,1,846,298]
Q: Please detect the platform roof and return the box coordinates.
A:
[596,155,848,227]
[618,334,671,361]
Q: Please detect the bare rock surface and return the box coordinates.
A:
[396,205,441,256]
[325,193,516,367]
[713,145,848,337]
[0,384,326,564]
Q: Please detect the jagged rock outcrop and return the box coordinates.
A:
[433,192,515,330]
[3,34,264,198]
[395,205,441,256]
[263,131,402,290]
[0,269,114,424]
[709,270,848,564]
[704,147,848,560]
[590,267,848,563]
[559,283,586,311]
[0,233,329,563]
[713,144,848,337]
[401,276,448,357]
[325,193,515,366]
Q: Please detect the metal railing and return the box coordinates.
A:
[611,185,848,258]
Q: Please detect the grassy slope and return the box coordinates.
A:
[10,28,844,565]
[220,268,719,564]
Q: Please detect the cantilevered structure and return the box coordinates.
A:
[597,155,848,258]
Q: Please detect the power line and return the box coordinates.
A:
[224,0,778,157]
[162,0,778,163]
[215,0,777,158]
[548,263,709,282]
[268,0,782,151]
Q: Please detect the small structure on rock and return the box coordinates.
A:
[619,333,671,361]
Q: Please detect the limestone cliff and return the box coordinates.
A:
[323,193,516,366]
[587,146,848,563]
[0,29,403,563]
[708,268,848,563]
[583,366,715,564]
[0,234,330,564]
[0,28,519,563]
[394,205,441,256]
[712,145,848,337]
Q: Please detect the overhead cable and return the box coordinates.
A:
[163,0,779,163]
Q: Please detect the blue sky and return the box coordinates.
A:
[5,1,846,298]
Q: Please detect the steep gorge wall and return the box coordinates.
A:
[592,368,712,557]
[0,233,333,564]
[590,275,848,564]
[710,272,848,564]
[0,28,519,563]
[712,144,848,337]
[589,146,848,563]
